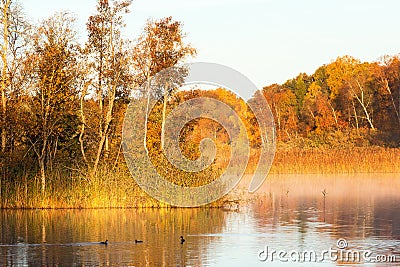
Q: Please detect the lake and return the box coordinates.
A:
[1,174,399,266]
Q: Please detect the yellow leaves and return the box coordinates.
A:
[134,16,196,80]
[326,55,375,101]
[326,56,357,98]
[305,82,322,102]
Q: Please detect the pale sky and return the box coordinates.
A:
[23,0,400,99]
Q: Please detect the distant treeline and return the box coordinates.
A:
[263,55,400,148]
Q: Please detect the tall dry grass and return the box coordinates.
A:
[1,147,399,208]
[1,166,163,209]
[269,147,400,174]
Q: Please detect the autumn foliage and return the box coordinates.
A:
[0,0,399,208]
[263,55,400,148]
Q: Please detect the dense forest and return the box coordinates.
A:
[263,55,400,148]
[0,0,399,207]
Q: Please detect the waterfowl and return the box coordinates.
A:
[180,236,185,244]
[100,240,108,245]
[135,239,143,243]
[322,189,327,197]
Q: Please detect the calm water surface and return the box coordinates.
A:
[1,174,399,266]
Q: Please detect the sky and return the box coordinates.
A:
[22,0,400,99]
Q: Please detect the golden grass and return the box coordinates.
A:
[269,147,400,174]
[1,147,399,209]
[1,166,160,209]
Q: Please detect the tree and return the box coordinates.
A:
[327,56,376,130]
[25,12,80,194]
[371,55,400,144]
[304,81,341,133]
[263,84,298,140]
[284,73,312,114]
[312,65,341,130]
[376,55,400,126]
[85,0,132,176]
[132,16,196,151]
[0,0,28,153]
[0,0,11,153]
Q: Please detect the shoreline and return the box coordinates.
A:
[2,173,399,210]
[1,147,399,209]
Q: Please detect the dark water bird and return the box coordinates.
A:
[180,236,185,244]
[135,239,143,243]
[100,240,108,245]
[322,189,327,198]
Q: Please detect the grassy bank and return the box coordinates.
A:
[0,165,231,209]
[1,147,399,209]
[270,147,400,174]
[1,167,157,209]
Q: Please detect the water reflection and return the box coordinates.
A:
[0,174,399,266]
[1,208,230,266]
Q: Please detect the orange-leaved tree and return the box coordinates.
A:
[85,0,133,176]
[24,12,80,194]
[132,16,196,152]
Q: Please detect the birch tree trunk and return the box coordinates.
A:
[353,81,375,130]
[1,0,11,153]
[383,78,400,126]
[92,83,116,176]
[160,82,169,150]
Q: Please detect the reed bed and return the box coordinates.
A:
[1,166,161,209]
[270,147,400,174]
[1,147,399,208]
